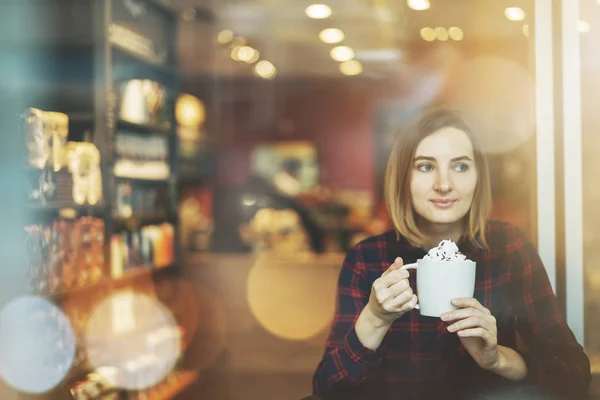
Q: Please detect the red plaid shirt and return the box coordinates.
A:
[313,221,591,399]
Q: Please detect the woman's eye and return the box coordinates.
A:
[454,163,469,172]
[417,164,433,172]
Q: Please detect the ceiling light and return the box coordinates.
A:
[578,20,591,33]
[217,29,234,44]
[330,46,355,62]
[305,4,332,19]
[339,60,363,76]
[505,7,525,21]
[522,24,529,37]
[246,49,260,64]
[237,46,258,63]
[181,8,196,21]
[254,60,277,79]
[407,0,430,11]
[231,47,242,61]
[434,27,449,41]
[319,28,345,44]
[420,27,435,41]
[448,27,463,41]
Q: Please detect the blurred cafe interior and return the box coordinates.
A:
[1,0,600,398]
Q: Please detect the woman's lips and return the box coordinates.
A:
[431,199,456,209]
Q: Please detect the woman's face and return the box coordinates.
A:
[410,127,478,226]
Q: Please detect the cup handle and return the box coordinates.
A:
[400,262,419,310]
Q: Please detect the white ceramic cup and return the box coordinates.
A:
[401,258,476,318]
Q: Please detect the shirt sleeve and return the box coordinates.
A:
[312,246,384,394]
[510,226,591,398]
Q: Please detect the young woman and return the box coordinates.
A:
[312,109,591,400]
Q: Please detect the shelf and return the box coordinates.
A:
[111,44,175,82]
[131,371,198,400]
[117,119,173,135]
[114,211,171,229]
[115,176,170,183]
[28,201,106,214]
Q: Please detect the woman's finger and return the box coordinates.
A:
[441,307,480,322]
[457,327,497,346]
[447,315,496,333]
[451,298,491,315]
[383,287,413,311]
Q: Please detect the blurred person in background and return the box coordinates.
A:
[312,109,590,400]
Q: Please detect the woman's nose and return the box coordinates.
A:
[433,172,452,193]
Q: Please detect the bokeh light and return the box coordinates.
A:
[407,0,430,11]
[434,27,449,41]
[176,93,205,128]
[247,253,338,340]
[85,291,181,390]
[0,296,75,393]
[339,60,363,76]
[319,28,344,44]
[330,46,355,62]
[579,20,591,33]
[305,4,332,19]
[448,26,464,41]
[217,29,234,44]
[505,7,525,21]
[253,60,277,79]
[420,27,436,41]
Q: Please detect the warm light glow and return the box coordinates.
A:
[305,4,332,19]
[181,8,196,21]
[246,48,260,64]
[579,20,591,33]
[339,60,363,75]
[319,28,345,44]
[522,24,529,37]
[176,93,205,127]
[217,29,234,44]
[448,26,464,41]
[407,0,430,11]
[420,27,436,41]
[505,7,525,21]
[247,254,339,340]
[330,45,355,62]
[253,60,277,79]
[230,46,242,61]
[435,27,449,41]
[237,46,258,63]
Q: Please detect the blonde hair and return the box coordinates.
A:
[384,108,492,248]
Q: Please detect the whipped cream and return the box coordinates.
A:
[424,239,467,261]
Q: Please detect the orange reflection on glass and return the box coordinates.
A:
[443,56,535,154]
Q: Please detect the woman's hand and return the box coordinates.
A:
[365,257,418,327]
[441,298,500,371]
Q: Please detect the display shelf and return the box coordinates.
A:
[114,175,171,183]
[113,210,171,230]
[117,119,173,135]
[28,201,107,214]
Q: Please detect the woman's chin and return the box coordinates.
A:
[426,210,466,225]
